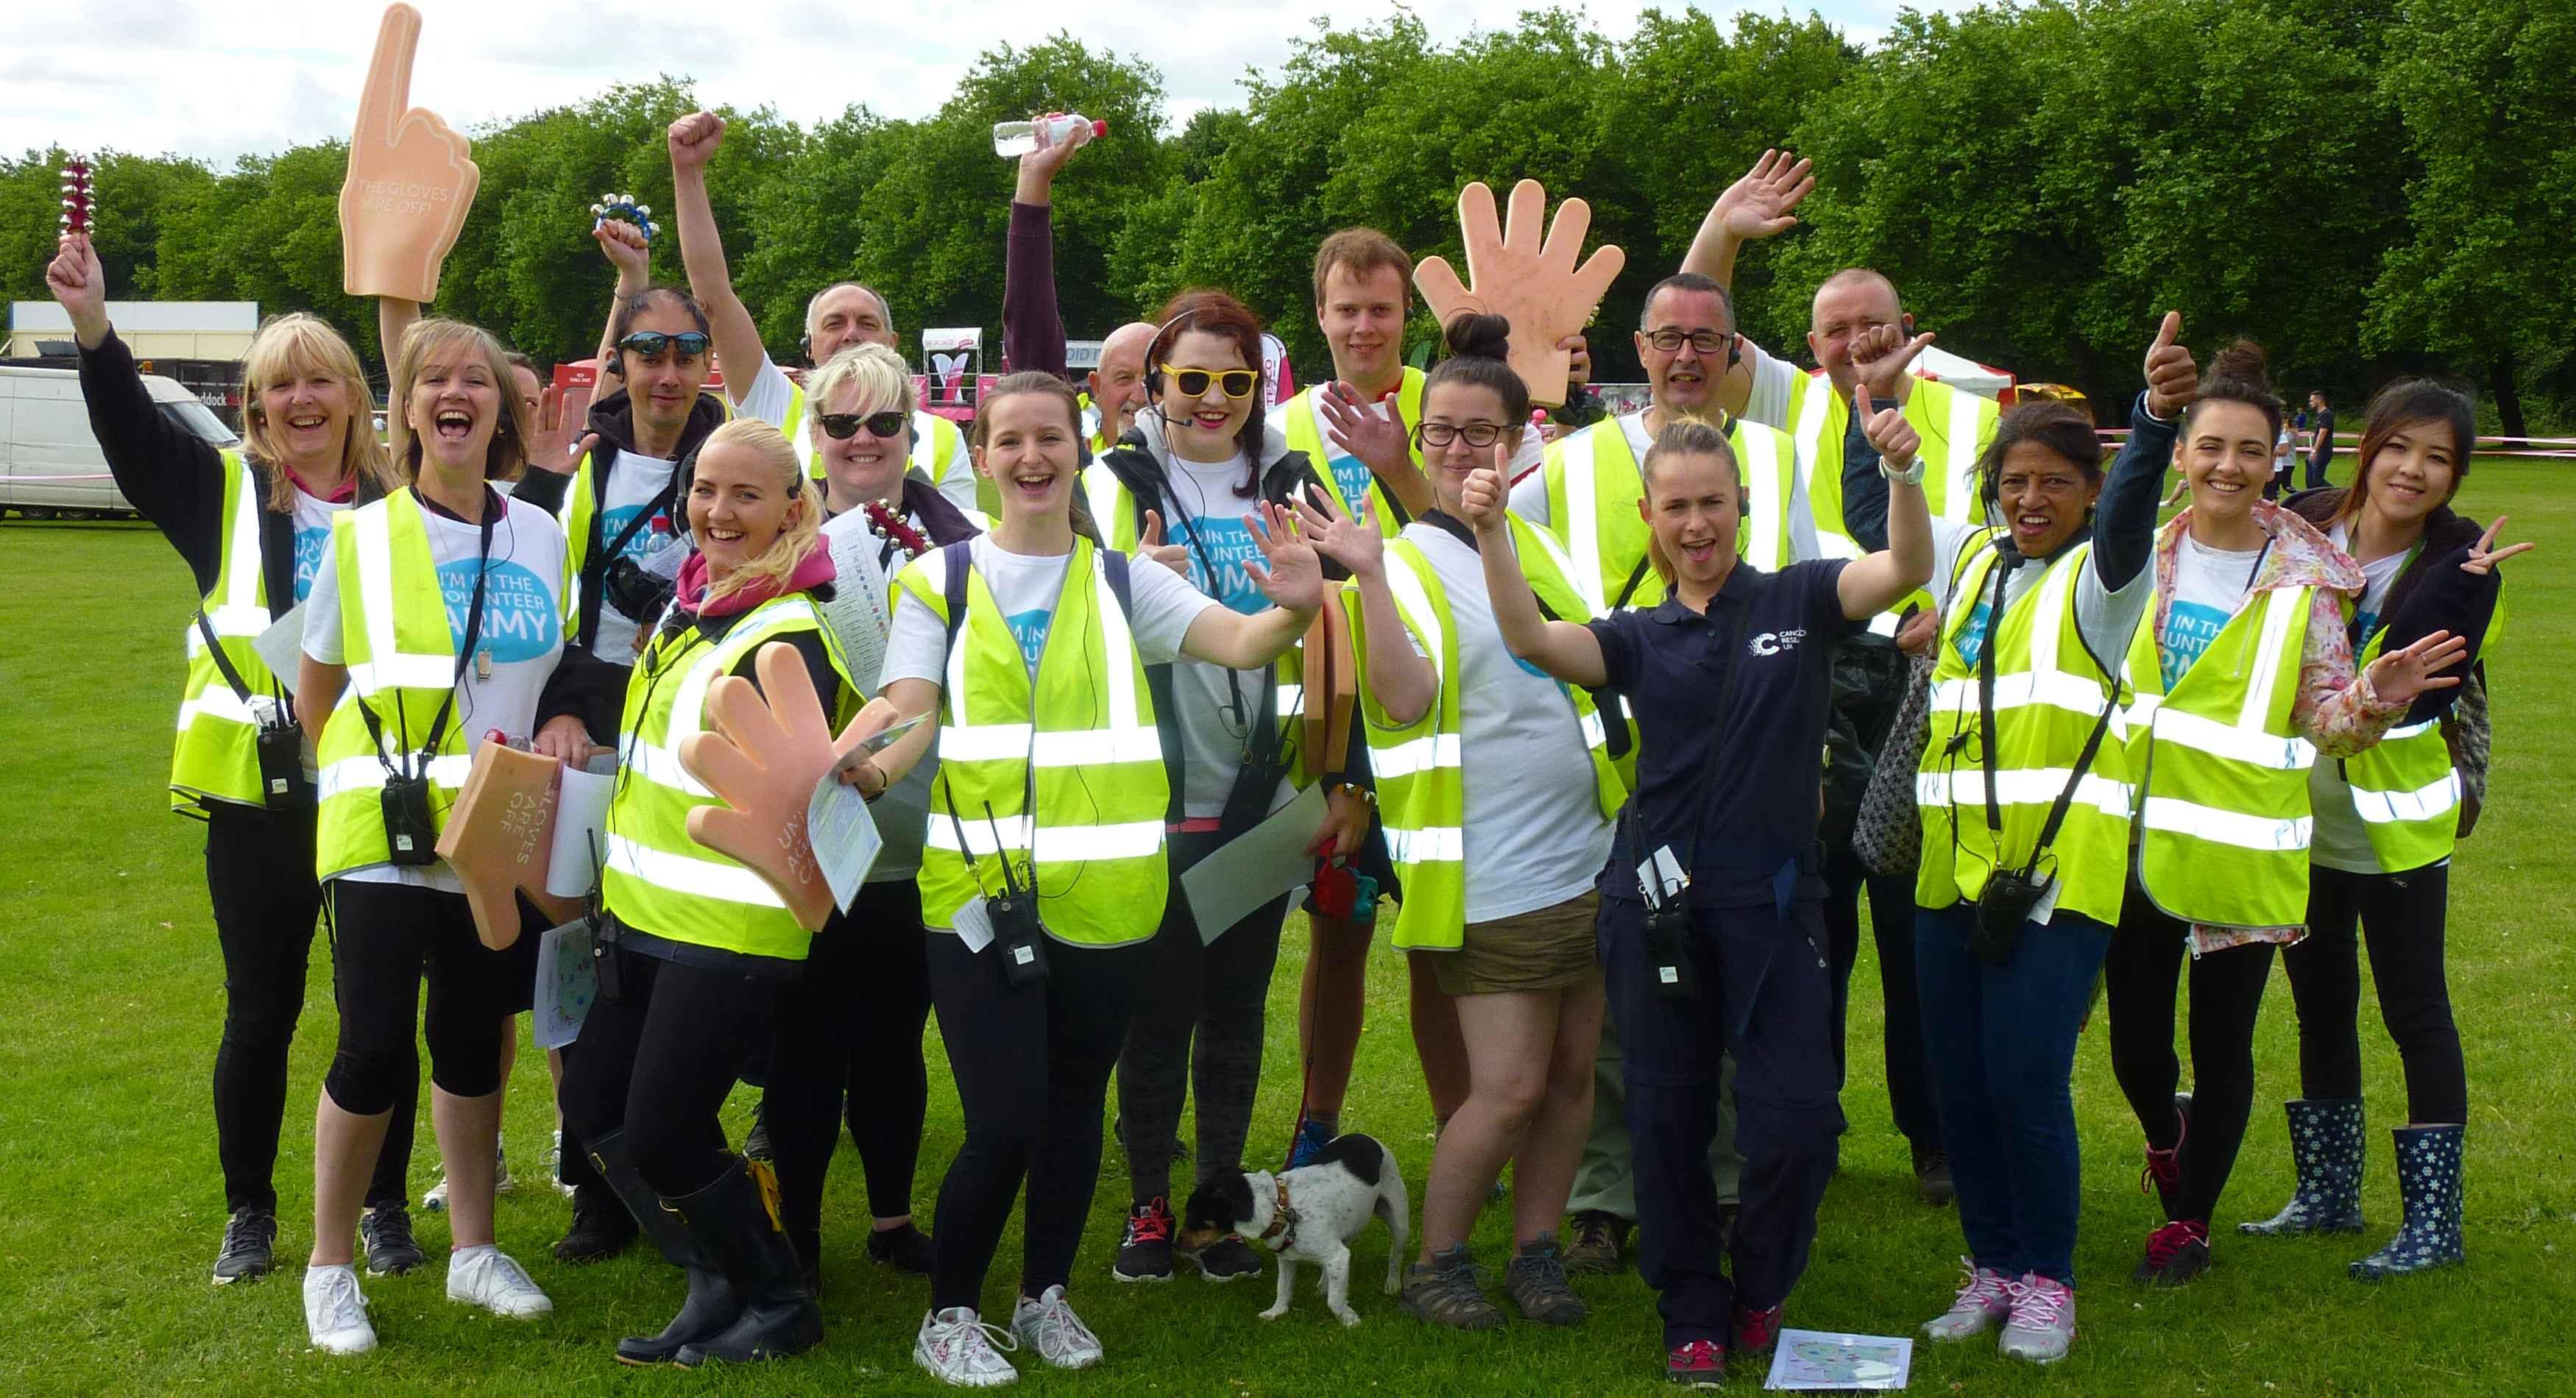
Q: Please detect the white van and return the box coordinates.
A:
[1,363,239,519]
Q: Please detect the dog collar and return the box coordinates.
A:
[1256,1176,1301,1253]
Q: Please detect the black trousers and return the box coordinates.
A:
[1599,893,1844,1347]
[1116,828,1291,1203]
[765,879,936,1268]
[2103,887,2275,1225]
[322,881,512,1115]
[559,943,779,1197]
[207,805,412,1213]
[1819,842,1940,1148]
[2284,862,2466,1124]
[928,929,1150,1313]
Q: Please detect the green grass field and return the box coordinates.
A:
[3,461,2571,1397]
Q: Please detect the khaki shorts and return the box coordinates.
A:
[1432,891,1602,997]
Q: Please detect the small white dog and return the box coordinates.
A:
[1179,1133,1408,1327]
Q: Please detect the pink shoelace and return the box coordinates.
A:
[2009,1275,2072,1330]
[1950,1258,2013,1311]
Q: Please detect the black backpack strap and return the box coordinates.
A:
[941,539,972,653]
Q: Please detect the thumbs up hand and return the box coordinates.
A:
[1856,384,1921,472]
[2143,311,2198,420]
[1139,508,1191,578]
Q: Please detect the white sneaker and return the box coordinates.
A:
[494,1140,516,1195]
[1012,1285,1104,1369]
[446,1246,553,1319]
[1922,1257,2017,1340]
[304,1264,377,1355]
[424,1141,512,1209]
[914,1306,1019,1387]
[421,1173,448,1212]
[1998,1272,2075,1363]
[546,1129,578,1199]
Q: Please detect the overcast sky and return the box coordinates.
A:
[7,1,1928,166]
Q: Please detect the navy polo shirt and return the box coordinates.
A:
[1590,558,1853,906]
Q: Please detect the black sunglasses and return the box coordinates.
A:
[818,409,909,441]
[620,330,711,361]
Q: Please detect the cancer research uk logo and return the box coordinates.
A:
[437,559,561,663]
[1747,627,1809,657]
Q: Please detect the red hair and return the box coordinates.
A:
[1146,288,1268,494]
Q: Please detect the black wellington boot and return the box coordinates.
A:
[672,1157,824,1367]
[589,1130,743,1366]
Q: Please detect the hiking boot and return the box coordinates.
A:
[1922,1258,2015,1340]
[1012,1285,1105,1369]
[447,1245,553,1319]
[361,1204,426,1277]
[868,1222,937,1274]
[2134,1218,2210,1287]
[303,1264,376,1355]
[2140,1093,2193,1221]
[1666,1338,1726,1387]
[915,1306,1019,1387]
[212,1206,277,1285]
[554,1182,640,1263]
[1400,1245,1504,1330]
[1733,1302,1782,1354]
[1913,1142,1956,1207]
[2351,1124,2465,1281]
[1998,1273,2074,1364]
[1188,1234,1262,1282]
[2243,1099,2366,1236]
[1563,1210,1629,1275]
[1114,1197,1176,1282]
[1503,1233,1586,1325]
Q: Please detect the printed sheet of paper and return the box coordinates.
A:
[1763,1330,1912,1391]
[545,754,616,899]
[531,916,597,1050]
[252,604,307,695]
[807,766,885,915]
[1179,782,1326,945]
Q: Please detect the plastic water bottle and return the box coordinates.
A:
[993,114,1107,158]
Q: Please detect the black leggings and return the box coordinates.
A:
[208,806,412,1213]
[766,879,935,1263]
[322,881,514,1115]
[2103,888,2276,1225]
[929,930,1150,1313]
[2283,862,2466,1124]
[1116,828,1289,1202]
[559,943,780,1197]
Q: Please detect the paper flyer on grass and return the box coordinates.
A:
[1763,1330,1911,1390]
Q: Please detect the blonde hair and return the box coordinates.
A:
[802,342,913,450]
[387,319,534,486]
[695,419,823,606]
[238,312,400,511]
[1638,416,1741,589]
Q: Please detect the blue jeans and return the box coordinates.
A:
[1913,901,2110,1286]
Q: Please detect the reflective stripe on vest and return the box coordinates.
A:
[1278,369,1424,537]
[1782,371,1999,635]
[2329,624,2462,869]
[169,450,281,810]
[1351,518,1626,951]
[1913,535,2134,926]
[1540,416,1797,611]
[896,539,1169,946]
[2123,577,2315,926]
[600,595,852,960]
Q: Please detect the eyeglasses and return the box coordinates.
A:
[620,331,711,361]
[818,409,908,440]
[1643,329,1733,356]
[1160,366,1260,400]
[1415,421,1509,449]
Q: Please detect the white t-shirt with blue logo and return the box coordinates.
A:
[880,533,1214,696]
[590,447,687,664]
[2159,532,2265,690]
[1407,522,1616,923]
[1154,452,1304,820]
[290,486,350,603]
[302,491,570,891]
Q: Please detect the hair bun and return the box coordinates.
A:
[1443,311,1512,363]
[2204,338,2272,391]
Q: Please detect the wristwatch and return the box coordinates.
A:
[1879,455,1927,486]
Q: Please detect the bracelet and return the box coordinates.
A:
[1879,455,1927,486]
[1326,781,1379,809]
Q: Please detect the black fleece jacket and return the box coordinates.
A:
[2285,487,2499,726]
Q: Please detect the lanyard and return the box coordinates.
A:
[361,491,497,779]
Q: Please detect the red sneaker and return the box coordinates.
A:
[1733,1302,1783,1353]
[1666,1338,1727,1388]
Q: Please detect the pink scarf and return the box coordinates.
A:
[672,539,836,620]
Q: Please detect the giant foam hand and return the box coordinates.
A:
[678,642,846,933]
[1413,180,1624,409]
[436,740,582,949]
[339,5,481,302]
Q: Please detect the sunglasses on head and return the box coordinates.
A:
[818,409,909,440]
[620,331,711,361]
[1160,366,1260,400]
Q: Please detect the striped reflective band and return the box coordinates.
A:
[2383,717,2441,742]
[347,505,453,695]
[939,723,1164,765]
[1379,557,1446,686]
[2349,770,2460,825]
[1579,708,1607,751]
[1561,427,1606,599]
[1372,732,1463,780]
[2154,707,2317,771]
[923,817,1165,862]
[316,752,473,798]
[2139,796,2311,852]
[177,688,263,729]
[186,605,272,655]
[1276,684,1303,714]
[1739,425,1784,572]
[604,831,785,909]
[1931,670,2115,722]
[624,737,712,799]
[1942,384,1983,523]
[1916,769,2132,819]
[1384,826,1463,863]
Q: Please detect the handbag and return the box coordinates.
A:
[1852,645,1936,876]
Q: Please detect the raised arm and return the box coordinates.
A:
[1003,117,1091,378]
[1835,386,1934,620]
[668,111,769,405]
[1461,455,1608,688]
[1680,149,1814,289]
[1180,501,1323,669]
[590,215,651,372]
[1295,489,1436,727]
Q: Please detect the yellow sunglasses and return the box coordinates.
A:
[1159,365,1260,400]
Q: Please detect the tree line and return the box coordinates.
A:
[4,0,2569,435]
